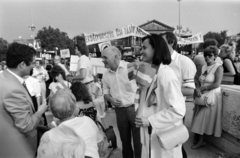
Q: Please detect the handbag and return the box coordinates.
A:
[194,91,215,107]
[156,121,189,150]
[96,121,117,149]
[194,64,216,107]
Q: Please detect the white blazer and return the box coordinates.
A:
[138,64,186,158]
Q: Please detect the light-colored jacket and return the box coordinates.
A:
[138,64,186,158]
[0,70,42,158]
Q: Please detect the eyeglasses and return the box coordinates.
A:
[204,53,214,58]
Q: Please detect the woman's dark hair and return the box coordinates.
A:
[203,39,218,49]
[50,65,66,81]
[142,34,171,66]
[6,43,36,68]
[75,36,89,57]
[70,82,92,104]
[204,46,219,57]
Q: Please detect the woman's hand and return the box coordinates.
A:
[195,88,202,97]
[135,116,150,127]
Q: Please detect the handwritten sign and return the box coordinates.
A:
[60,49,70,58]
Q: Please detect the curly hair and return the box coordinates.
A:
[6,43,36,68]
[70,82,92,104]
[204,46,219,57]
[50,65,66,80]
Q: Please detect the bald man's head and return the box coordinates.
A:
[54,55,61,65]
[102,46,121,70]
[50,89,76,121]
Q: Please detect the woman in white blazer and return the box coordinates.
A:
[135,34,186,158]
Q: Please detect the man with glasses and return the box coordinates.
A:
[0,43,48,158]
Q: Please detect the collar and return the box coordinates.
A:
[7,69,24,84]
[108,60,124,73]
[171,50,178,61]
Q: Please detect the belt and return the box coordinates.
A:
[116,104,134,108]
[84,80,93,85]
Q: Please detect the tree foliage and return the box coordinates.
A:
[0,37,8,61]
[197,30,228,52]
[35,26,75,54]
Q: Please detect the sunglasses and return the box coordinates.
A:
[204,53,214,58]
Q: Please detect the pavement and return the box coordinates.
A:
[102,100,223,158]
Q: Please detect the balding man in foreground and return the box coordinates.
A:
[54,55,69,76]
[102,46,141,158]
[38,89,100,158]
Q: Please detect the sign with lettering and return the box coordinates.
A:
[98,41,112,52]
[84,24,149,45]
[60,49,70,58]
[177,33,203,45]
[14,39,41,50]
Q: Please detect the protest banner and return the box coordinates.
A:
[84,24,149,45]
[177,33,203,45]
[60,49,70,58]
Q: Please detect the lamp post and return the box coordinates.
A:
[177,0,182,35]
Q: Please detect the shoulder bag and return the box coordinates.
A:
[194,64,217,107]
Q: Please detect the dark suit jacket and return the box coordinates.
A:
[0,70,42,158]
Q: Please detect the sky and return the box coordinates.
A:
[0,0,240,42]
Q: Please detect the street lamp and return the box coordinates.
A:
[177,0,182,35]
[29,24,36,39]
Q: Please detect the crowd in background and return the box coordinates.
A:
[0,32,239,158]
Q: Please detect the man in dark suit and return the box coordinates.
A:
[0,43,48,158]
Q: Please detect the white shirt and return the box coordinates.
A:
[102,60,136,107]
[25,76,41,97]
[58,63,70,76]
[169,51,196,89]
[62,116,100,158]
[32,67,49,82]
[49,81,72,94]
[76,55,94,83]
[7,69,24,84]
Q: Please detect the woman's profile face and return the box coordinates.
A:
[219,48,228,58]
[141,39,155,63]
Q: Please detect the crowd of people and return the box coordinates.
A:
[0,32,239,158]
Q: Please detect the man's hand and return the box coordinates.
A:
[38,104,48,114]
[111,98,122,107]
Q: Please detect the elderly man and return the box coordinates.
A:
[102,46,141,158]
[44,89,100,158]
[0,43,48,158]
[54,55,70,76]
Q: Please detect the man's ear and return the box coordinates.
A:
[18,61,25,69]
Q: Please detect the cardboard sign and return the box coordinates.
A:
[60,49,70,58]
[69,55,79,72]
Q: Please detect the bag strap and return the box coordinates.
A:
[96,121,105,131]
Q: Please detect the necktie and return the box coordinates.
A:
[22,81,38,112]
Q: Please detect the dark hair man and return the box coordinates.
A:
[0,43,48,158]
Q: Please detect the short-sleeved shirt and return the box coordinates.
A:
[62,116,101,158]
[169,51,196,89]
[102,60,137,107]
[49,81,71,94]
[76,55,94,84]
